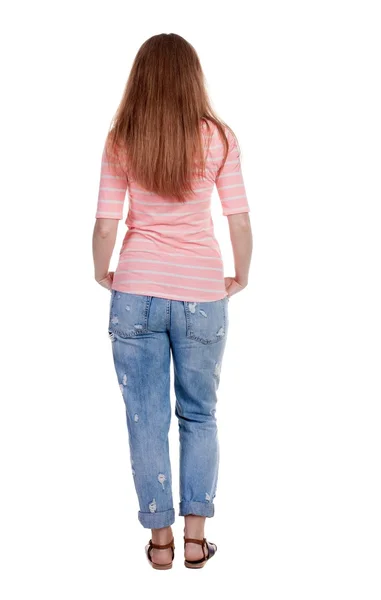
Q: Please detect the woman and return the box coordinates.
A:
[92,33,252,570]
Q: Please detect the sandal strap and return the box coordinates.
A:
[183,536,206,546]
[149,537,175,550]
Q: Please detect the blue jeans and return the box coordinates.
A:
[107,290,229,529]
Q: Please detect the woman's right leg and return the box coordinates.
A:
[170,296,229,560]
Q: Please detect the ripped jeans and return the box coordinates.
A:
[107,290,229,529]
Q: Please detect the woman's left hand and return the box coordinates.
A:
[96,271,114,290]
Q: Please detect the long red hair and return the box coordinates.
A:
[104,33,237,203]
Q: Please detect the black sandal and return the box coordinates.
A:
[183,536,217,569]
[145,537,175,570]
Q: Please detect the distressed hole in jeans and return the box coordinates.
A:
[158,473,166,489]
[188,302,197,313]
[149,498,157,513]
[214,362,221,377]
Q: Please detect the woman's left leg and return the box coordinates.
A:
[108,292,175,530]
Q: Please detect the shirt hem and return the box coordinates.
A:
[111,284,228,303]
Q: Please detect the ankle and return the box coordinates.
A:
[184,515,206,541]
[184,524,205,540]
[151,526,173,544]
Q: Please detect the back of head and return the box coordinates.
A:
[104,33,234,202]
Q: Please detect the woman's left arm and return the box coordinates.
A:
[92,142,128,288]
[93,218,118,287]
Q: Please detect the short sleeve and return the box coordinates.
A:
[215,129,250,217]
[95,143,128,220]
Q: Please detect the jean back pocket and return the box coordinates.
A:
[184,298,228,344]
[109,291,152,338]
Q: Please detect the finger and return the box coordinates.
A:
[229,283,242,296]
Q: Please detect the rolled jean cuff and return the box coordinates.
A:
[138,507,175,529]
[179,500,215,518]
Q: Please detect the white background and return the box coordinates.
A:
[1,1,380,598]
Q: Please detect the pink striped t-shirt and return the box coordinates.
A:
[95,119,250,302]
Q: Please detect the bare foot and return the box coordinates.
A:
[184,515,207,562]
[184,540,206,562]
[150,526,173,565]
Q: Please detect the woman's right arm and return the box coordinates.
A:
[227,212,252,294]
[215,127,252,294]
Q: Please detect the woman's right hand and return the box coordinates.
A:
[224,276,248,298]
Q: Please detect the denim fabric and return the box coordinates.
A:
[107,290,229,529]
